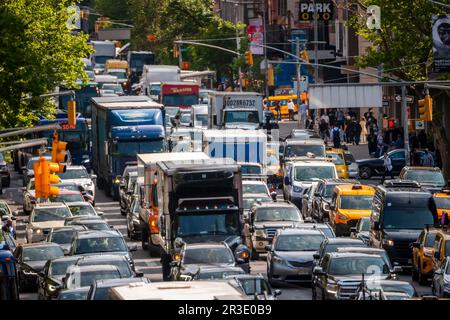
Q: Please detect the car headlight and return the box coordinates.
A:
[337,213,348,221]
[383,239,394,246]
[23,270,37,275]
[255,229,266,237]
[47,284,57,292]
[35,229,42,235]
[273,256,285,264]
[327,283,338,295]
[293,186,303,193]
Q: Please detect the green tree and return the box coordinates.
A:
[92,0,130,21]
[349,0,450,177]
[0,0,92,129]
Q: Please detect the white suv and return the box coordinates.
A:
[283,160,338,211]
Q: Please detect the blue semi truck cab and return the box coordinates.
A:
[91,96,166,200]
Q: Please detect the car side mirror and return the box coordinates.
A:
[135,271,144,278]
[412,242,421,249]
[314,192,320,197]
[90,174,97,180]
[273,289,282,297]
[265,245,272,252]
[97,212,104,216]
[313,253,320,260]
[128,244,138,252]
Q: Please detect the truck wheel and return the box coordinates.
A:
[359,166,372,179]
[140,219,149,250]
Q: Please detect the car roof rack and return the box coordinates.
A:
[382,179,421,188]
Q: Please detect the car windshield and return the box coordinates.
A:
[51,230,78,245]
[329,257,390,276]
[183,247,234,265]
[80,222,110,231]
[22,246,64,262]
[102,84,123,92]
[324,185,337,198]
[243,183,268,195]
[69,205,97,216]
[162,94,198,107]
[324,243,364,254]
[49,260,76,276]
[275,234,325,251]
[32,207,71,222]
[225,111,259,124]
[294,166,336,182]
[69,270,121,289]
[58,184,80,191]
[78,260,132,278]
[383,207,434,230]
[197,270,244,280]
[106,71,127,79]
[238,278,271,295]
[285,144,325,157]
[175,212,240,237]
[254,207,301,222]
[339,195,373,210]
[365,282,416,297]
[434,196,450,209]
[74,237,127,254]
[404,171,445,186]
[344,153,355,163]
[195,114,208,126]
[359,219,370,232]
[243,197,271,210]
[425,232,437,247]
[58,168,89,179]
[49,194,84,203]
[115,140,165,155]
[328,153,344,165]
[0,203,10,215]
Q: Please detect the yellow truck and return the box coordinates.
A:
[267,95,298,119]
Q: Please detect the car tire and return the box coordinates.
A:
[359,166,372,179]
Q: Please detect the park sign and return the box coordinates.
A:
[299,1,334,21]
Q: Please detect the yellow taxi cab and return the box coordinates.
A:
[267,95,298,119]
[412,227,439,285]
[431,227,450,274]
[433,189,450,220]
[329,184,375,236]
[326,150,349,178]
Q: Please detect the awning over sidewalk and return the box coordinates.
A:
[309,83,383,109]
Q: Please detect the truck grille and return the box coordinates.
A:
[395,240,413,259]
[337,281,361,300]
[266,228,277,240]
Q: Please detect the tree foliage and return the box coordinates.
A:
[0,0,92,129]
[348,0,450,81]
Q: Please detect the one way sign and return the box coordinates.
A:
[395,95,414,103]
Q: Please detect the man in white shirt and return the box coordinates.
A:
[287,99,295,121]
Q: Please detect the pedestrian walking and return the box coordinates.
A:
[422,148,435,167]
[381,152,394,183]
[353,119,362,146]
[377,132,385,157]
[319,119,329,142]
[275,101,282,121]
[336,109,345,129]
[332,124,341,148]
[320,111,329,125]
[360,117,367,143]
[287,99,295,121]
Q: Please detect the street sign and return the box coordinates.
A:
[415,120,424,130]
[395,95,414,103]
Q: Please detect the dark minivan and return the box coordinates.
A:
[369,180,435,268]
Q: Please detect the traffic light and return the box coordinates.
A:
[300,49,309,62]
[68,100,76,127]
[418,95,433,122]
[244,51,253,65]
[41,160,64,198]
[51,133,68,165]
[267,66,274,86]
[33,160,43,199]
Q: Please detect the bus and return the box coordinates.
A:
[35,114,91,165]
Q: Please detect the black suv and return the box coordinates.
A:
[369,180,436,268]
[311,179,360,222]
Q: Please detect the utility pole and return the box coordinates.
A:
[401,83,410,166]
[313,0,319,82]
[235,3,243,92]
[296,38,303,128]
[262,0,269,97]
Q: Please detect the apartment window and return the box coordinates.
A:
[278,0,287,16]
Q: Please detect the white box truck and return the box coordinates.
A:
[208,92,263,130]
[141,65,180,98]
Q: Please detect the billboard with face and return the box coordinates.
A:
[433,14,450,73]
